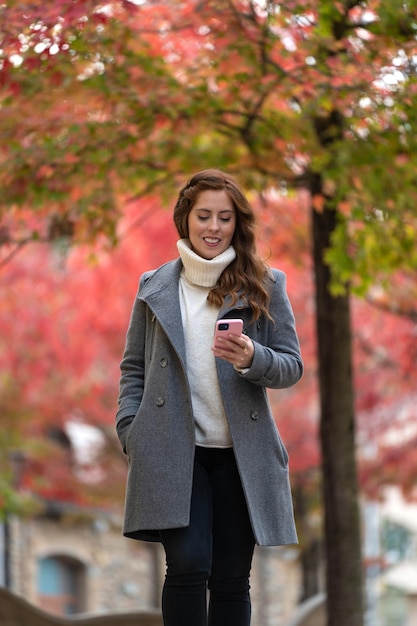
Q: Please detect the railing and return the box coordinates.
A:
[0,587,330,626]
[0,588,163,626]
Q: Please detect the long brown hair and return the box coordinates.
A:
[173,169,272,321]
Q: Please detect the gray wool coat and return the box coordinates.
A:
[116,258,303,546]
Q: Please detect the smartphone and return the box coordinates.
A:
[214,318,243,343]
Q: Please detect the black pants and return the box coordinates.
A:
[159,446,256,626]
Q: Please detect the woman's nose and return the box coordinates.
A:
[208,218,219,231]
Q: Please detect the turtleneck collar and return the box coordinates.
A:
[176,239,236,288]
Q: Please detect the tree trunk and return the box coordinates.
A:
[311,179,364,626]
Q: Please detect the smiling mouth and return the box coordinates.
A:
[203,237,221,244]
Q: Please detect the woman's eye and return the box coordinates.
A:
[196,215,231,223]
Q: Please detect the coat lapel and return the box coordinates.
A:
[138,258,255,364]
[138,259,187,364]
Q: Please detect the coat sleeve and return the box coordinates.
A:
[238,269,303,389]
[115,276,148,452]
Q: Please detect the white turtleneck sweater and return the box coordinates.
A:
[177,239,236,448]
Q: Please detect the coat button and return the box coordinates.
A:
[250,411,258,421]
[160,358,168,368]
[156,397,165,407]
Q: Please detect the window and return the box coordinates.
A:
[37,555,85,615]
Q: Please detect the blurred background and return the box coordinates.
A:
[1,2,417,625]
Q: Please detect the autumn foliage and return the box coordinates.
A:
[2,1,417,288]
[0,198,177,509]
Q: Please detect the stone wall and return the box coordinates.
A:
[8,514,163,614]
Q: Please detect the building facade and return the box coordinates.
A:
[5,510,301,626]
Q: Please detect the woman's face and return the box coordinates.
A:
[187,190,236,260]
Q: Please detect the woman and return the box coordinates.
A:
[116,169,303,626]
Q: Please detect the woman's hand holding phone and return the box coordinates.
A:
[212,319,254,369]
